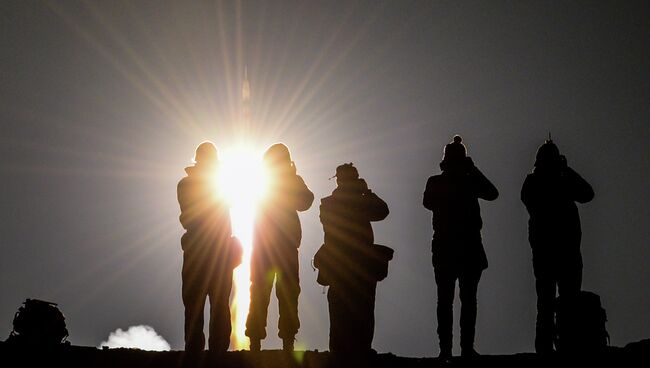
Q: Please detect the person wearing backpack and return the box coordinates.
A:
[317,163,390,354]
[521,137,594,354]
[423,135,498,359]
[177,141,239,352]
[245,143,314,352]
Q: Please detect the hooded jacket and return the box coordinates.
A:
[254,172,313,249]
[177,164,231,251]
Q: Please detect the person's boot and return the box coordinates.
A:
[461,346,480,358]
[282,337,295,353]
[460,336,479,358]
[535,335,555,356]
[535,344,555,356]
[438,345,452,360]
[249,338,261,352]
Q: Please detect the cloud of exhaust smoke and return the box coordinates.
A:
[99,325,171,351]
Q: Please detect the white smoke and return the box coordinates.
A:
[99,325,171,351]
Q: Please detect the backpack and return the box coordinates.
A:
[313,244,334,286]
[7,299,69,346]
[555,291,609,352]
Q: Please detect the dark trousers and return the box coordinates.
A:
[246,246,300,340]
[434,266,482,352]
[327,281,377,352]
[182,250,233,352]
[532,251,582,352]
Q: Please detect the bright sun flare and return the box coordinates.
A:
[215,145,268,350]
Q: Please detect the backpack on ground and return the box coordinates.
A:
[6,299,69,346]
[555,290,609,352]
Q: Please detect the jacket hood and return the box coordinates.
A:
[184,163,216,176]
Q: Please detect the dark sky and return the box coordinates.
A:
[1,0,648,356]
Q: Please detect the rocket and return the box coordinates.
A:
[242,66,251,125]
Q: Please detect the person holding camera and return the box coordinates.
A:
[521,137,594,354]
[246,143,314,352]
[177,141,237,352]
[423,135,498,359]
[318,163,390,354]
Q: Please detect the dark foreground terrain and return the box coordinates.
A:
[2,340,649,368]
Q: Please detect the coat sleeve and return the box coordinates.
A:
[319,198,336,246]
[292,175,315,212]
[565,167,594,204]
[362,191,389,222]
[423,176,436,211]
[319,199,330,228]
[520,174,535,212]
[470,166,499,201]
[177,179,192,230]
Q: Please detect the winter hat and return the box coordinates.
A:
[534,139,560,168]
[442,135,467,163]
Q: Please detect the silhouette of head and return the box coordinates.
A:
[440,135,467,171]
[534,139,561,169]
[264,143,292,173]
[335,163,359,185]
[193,141,218,167]
[334,163,369,193]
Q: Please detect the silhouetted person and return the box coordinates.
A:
[245,143,314,352]
[318,163,390,354]
[423,135,498,359]
[521,138,594,354]
[177,142,235,352]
